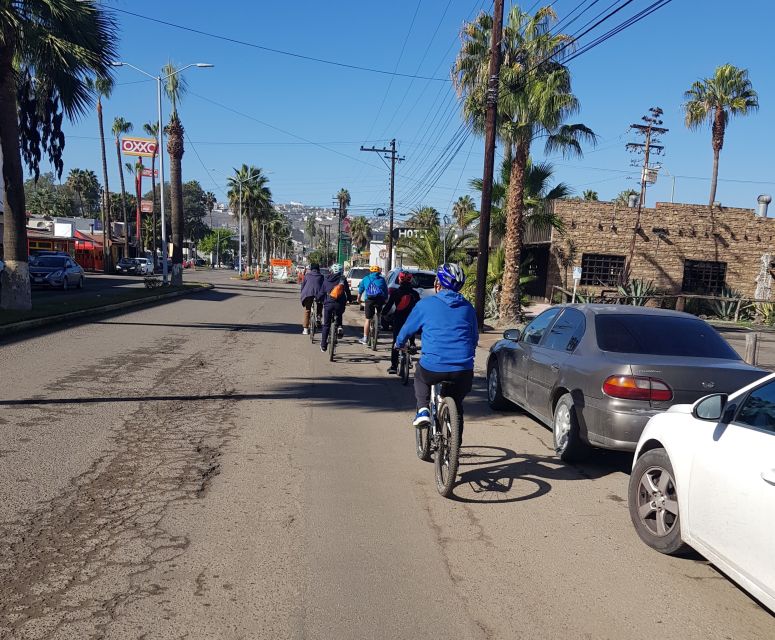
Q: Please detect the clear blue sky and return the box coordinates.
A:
[57,0,775,219]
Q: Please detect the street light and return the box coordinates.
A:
[111,61,213,283]
[212,167,261,274]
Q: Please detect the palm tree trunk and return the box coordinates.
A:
[116,138,129,257]
[97,99,111,273]
[708,108,724,207]
[0,41,32,310]
[167,116,185,285]
[499,141,529,325]
[151,153,158,266]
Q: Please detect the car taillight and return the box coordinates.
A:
[602,375,673,402]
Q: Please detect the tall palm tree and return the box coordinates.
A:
[349,216,372,252]
[683,64,759,207]
[452,195,477,232]
[112,116,133,256]
[204,190,216,229]
[93,76,114,272]
[336,188,351,261]
[143,121,160,262]
[408,206,440,229]
[227,165,270,270]
[304,214,317,247]
[582,189,598,201]
[0,2,116,309]
[454,4,596,322]
[67,168,88,216]
[162,61,189,283]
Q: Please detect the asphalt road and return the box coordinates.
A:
[31,273,147,305]
[0,270,772,639]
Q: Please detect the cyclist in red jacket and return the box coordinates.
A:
[382,271,420,375]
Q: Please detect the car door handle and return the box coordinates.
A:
[550,363,560,372]
[761,470,775,486]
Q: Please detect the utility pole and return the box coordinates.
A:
[475,0,505,329]
[361,139,404,271]
[624,107,668,282]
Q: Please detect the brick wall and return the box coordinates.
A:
[542,200,775,299]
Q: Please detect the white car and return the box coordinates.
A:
[134,258,154,275]
[385,268,436,298]
[629,372,775,613]
[346,267,371,303]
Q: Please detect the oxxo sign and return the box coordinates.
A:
[121,137,158,157]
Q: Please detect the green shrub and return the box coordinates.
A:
[617,279,657,306]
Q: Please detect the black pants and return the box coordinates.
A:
[414,363,473,416]
[391,314,412,368]
[321,302,345,348]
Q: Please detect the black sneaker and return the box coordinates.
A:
[387,367,397,375]
[320,344,326,352]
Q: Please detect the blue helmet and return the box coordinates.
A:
[436,263,465,292]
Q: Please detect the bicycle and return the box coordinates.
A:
[309,299,321,344]
[415,382,462,498]
[369,306,380,351]
[398,346,412,386]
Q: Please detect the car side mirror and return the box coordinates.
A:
[692,394,728,421]
[503,328,521,342]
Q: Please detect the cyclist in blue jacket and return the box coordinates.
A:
[395,263,478,431]
[357,265,388,346]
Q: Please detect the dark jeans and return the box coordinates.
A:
[414,363,473,417]
[321,302,345,348]
[391,314,412,368]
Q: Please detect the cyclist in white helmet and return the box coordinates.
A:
[320,263,351,352]
[395,263,478,433]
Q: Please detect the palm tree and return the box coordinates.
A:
[454,4,596,323]
[349,216,372,252]
[304,214,317,247]
[683,64,759,207]
[227,165,270,270]
[67,168,99,216]
[162,61,189,283]
[0,2,116,309]
[583,189,598,201]
[398,226,474,270]
[452,195,477,232]
[204,191,216,229]
[112,116,133,256]
[408,206,440,229]
[614,188,639,205]
[336,188,351,261]
[143,121,161,262]
[92,76,114,272]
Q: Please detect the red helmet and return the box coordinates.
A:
[398,271,413,285]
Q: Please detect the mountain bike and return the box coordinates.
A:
[398,347,412,386]
[415,382,462,498]
[309,299,321,344]
[369,307,380,351]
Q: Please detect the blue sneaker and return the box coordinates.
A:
[413,408,431,427]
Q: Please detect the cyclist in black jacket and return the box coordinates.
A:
[382,271,421,374]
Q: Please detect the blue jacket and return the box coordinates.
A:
[396,289,478,372]
[300,270,324,303]
[358,272,388,299]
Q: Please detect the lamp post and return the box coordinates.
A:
[112,61,213,283]
[442,215,450,264]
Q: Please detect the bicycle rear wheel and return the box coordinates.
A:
[400,352,410,386]
[415,424,431,461]
[371,312,379,351]
[309,308,316,343]
[434,398,461,497]
[328,319,336,361]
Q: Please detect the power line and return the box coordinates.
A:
[112,7,450,82]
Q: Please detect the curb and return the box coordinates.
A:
[0,283,214,338]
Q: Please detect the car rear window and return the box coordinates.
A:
[412,273,436,288]
[349,268,370,279]
[595,314,740,359]
[35,257,66,268]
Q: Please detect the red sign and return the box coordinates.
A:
[121,137,158,157]
[270,259,293,267]
[343,217,351,233]
[141,167,158,178]
[140,199,154,213]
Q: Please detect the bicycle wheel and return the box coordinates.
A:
[400,352,410,386]
[434,398,461,497]
[415,424,431,461]
[309,308,316,343]
[371,312,379,351]
[328,319,336,361]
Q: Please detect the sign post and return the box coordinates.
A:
[572,266,582,303]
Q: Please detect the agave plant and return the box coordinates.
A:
[709,286,752,321]
[617,279,658,306]
[756,302,775,326]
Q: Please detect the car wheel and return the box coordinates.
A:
[628,448,690,555]
[552,393,589,462]
[486,360,511,410]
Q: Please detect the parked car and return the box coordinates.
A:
[29,255,84,289]
[382,268,437,328]
[346,267,371,302]
[134,258,154,275]
[195,258,206,267]
[628,375,775,613]
[115,257,140,275]
[486,304,767,461]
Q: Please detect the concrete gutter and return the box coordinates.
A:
[0,283,213,338]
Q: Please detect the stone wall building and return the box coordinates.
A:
[522,199,775,301]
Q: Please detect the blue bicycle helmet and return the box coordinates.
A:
[436,263,465,292]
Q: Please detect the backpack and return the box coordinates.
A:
[329,281,346,300]
[366,277,385,299]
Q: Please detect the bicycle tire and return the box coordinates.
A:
[434,398,461,497]
[400,352,410,386]
[415,425,431,461]
[328,318,336,361]
[371,312,379,351]
[309,303,317,343]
